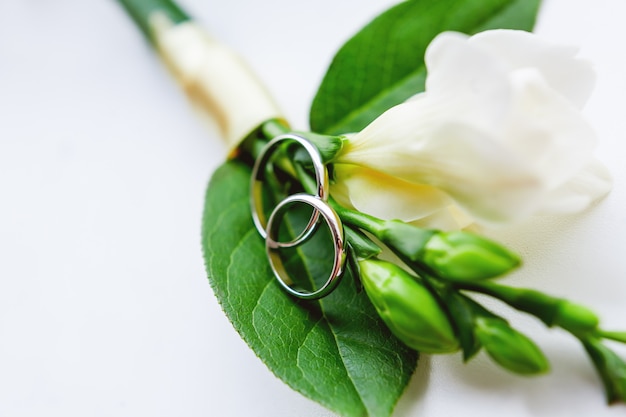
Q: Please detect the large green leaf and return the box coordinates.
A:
[202,160,418,417]
[310,0,541,135]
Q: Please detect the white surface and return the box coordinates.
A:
[0,1,625,416]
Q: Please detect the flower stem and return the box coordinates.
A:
[330,202,386,236]
[261,119,291,141]
[452,281,599,336]
[117,0,189,42]
[595,330,626,344]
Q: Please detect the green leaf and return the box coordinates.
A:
[202,160,418,417]
[310,0,541,135]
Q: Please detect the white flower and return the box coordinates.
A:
[332,29,612,229]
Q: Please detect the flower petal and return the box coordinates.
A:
[408,205,475,231]
[469,29,596,109]
[540,158,613,214]
[331,164,452,223]
[425,31,512,127]
[502,67,597,187]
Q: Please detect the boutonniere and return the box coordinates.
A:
[119,0,625,415]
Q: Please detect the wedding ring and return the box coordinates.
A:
[250,134,328,247]
[265,193,346,300]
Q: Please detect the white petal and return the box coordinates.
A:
[401,122,549,223]
[341,95,553,224]
[331,165,452,222]
[424,31,512,127]
[425,32,506,94]
[502,67,597,187]
[408,205,475,231]
[540,158,613,213]
[469,30,596,109]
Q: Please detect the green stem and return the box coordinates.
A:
[293,163,317,195]
[453,281,600,336]
[456,278,626,403]
[596,330,626,344]
[330,202,386,236]
[453,281,559,322]
[117,0,190,42]
[261,119,291,141]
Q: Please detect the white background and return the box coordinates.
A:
[1,0,626,416]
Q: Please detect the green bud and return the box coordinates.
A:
[475,317,549,375]
[554,301,599,335]
[422,231,521,281]
[358,259,459,353]
[582,337,626,404]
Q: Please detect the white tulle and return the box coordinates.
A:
[332,30,612,228]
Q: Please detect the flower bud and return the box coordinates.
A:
[475,317,549,375]
[358,259,459,353]
[422,231,520,281]
[583,337,626,404]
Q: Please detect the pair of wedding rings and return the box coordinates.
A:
[250,134,346,300]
